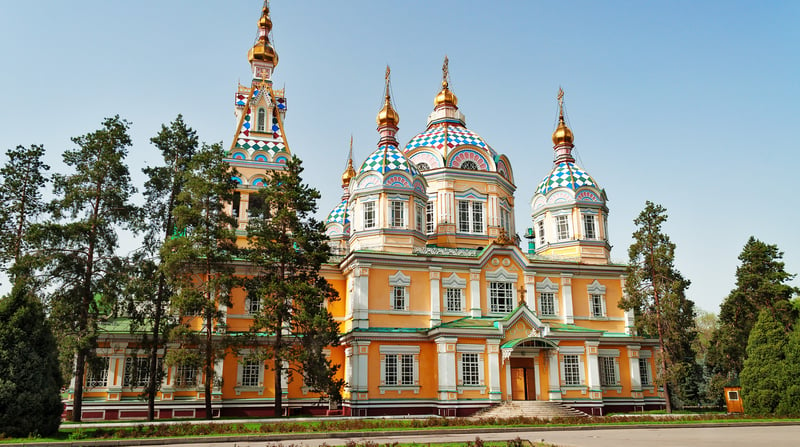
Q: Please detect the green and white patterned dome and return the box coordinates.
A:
[535,161,599,195]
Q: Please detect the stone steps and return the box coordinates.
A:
[472,400,587,420]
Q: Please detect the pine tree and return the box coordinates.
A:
[776,321,800,415]
[740,309,788,415]
[243,156,343,416]
[0,144,50,278]
[34,116,139,422]
[127,115,198,421]
[619,201,698,412]
[162,142,238,420]
[0,281,63,437]
[708,237,798,380]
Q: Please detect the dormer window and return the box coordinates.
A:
[257,108,266,132]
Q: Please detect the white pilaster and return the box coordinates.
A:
[548,350,561,401]
[561,273,574,324]
[436,337,457,400]
[469,269,482,317]
[429,267,442,327]
[350,341,371,399]
[585,341,601,398]
[487,339,501,401]
[627,345,642,391]
[533,355,541,400]
[353,264,371,329]
[524,272,536,310]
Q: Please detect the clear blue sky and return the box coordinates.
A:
[1,1,798,313]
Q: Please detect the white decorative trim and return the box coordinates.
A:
[379,345,421,354]
[486,267,518,282]
[442,273,467,289]
[598,349,620,357]
[587,280,606,294]
[388,271,411,287]
[536,277,559,293]
[456,344,486,353]
[639,350,652,359]
[559,346,585,354]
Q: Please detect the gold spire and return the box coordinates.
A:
[376,66,400,127]
[248,2,279,66]
[341,135,357,187]
[434,55,458,108]
[552,87,574,146]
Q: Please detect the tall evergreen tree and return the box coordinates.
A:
[776,321,800,415]
[0,281,63,437]
[127,115,198,421]
[0,144,50,278]
[162,143,237,420]
[33,116,139,422]
[708,237,798,380]
[740,309,788,415]
[243,156,342,416]
[619,201,698,413]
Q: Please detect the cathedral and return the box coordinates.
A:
[67,4,664,420]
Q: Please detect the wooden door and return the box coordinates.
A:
[525,368,537,400]
[511,367,526,400]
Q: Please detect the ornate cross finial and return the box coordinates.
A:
[349,134,353,159]
[517,284,527,306]
[557,87,565,120]
[384,65,391,100]
[442,55,450,88]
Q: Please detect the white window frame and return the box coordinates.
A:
[442,273,467,314]
[235,355,265,395]
[583,212,598,239]
[555,214,571,241]
[426,201,435,234]
[639,350,653,388]
[559,347,586,387]
[587,280,607,318]
[486,268,518,314]
[536,219,545,246]
[457,200,484,234]
[499,200,512,235]
[245,296,261,315]
[445,288,463,313]
[86,357,110,388]
[415,202,425,233]
[257,107,266,132]
[390,200,406,228]
[124,357,160,388]
[536,278,559,317]
[174,364,198,388]
[389,271,411,311]
[363,201,376,229]
[457,344,486,390]
[379,345,420,393]
[599,356,620,387]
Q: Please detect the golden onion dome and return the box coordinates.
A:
[248,5,278,66]
[341,158,357,186]
[376,96,400,127]
[434,81,458,107]
[552,117,574,146]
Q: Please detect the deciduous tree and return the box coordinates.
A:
[619,201,698,413]
[162,143,237,420]
[243,156,342,416]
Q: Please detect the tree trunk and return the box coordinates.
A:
[205,314,213,420]
[274,331,283,417]
[146,278,165,421]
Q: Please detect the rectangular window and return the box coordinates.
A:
[247,297,261,315]
[241,361,260,387]
[461,353,480,386]
[500,208,511,234]
[639,358,651,386]
[540,292,556,316]
[590,294,604,317]
[175,365,197,387]
[86,357,109,388]
[537,220,545,246]
[555,215,570,241]
[457,200,484,234]
[426,202,435,234]
[124,357,161,388]
[489,282,514,313]
[363,202,375,229]
[390,201,404,228]
[445,288,462,312]
[563,355,581,386]
[415,204,424,232]
[384,354,414,386]
[583,214,597,239]
[599,357,618,386]
[391,286,407,311]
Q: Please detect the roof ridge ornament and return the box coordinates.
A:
[552,87,575,162]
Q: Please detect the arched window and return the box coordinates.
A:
[416,162,430,171]
[257,108,266,132]
[460,160,478,170]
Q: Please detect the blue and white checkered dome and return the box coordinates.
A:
[535,161,600,195]
[325,198,349,227]
[404,122,498,160]
[358,144,421,177]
